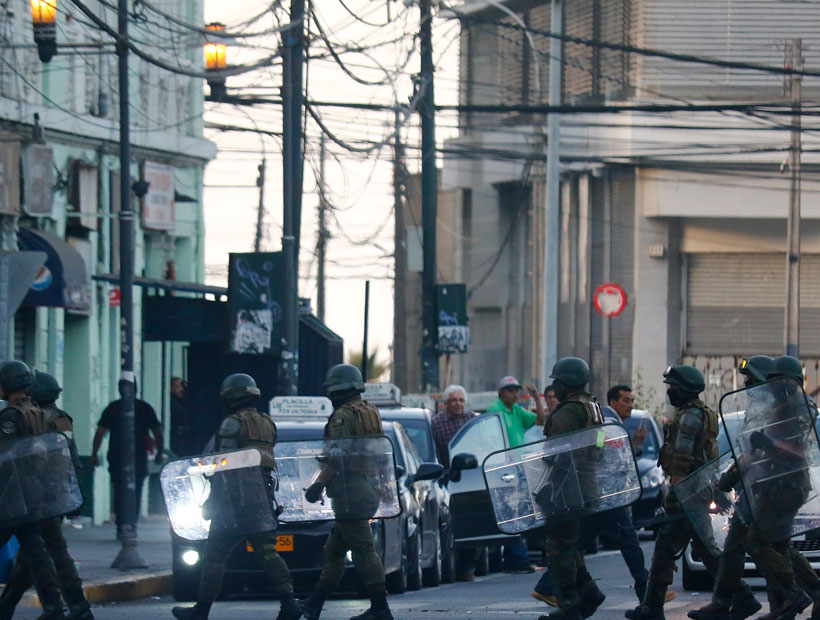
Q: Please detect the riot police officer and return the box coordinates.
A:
[537,357,606,620]
[626,365,721,620]
[0,361,65,620]
[0,370,94,620]
[300,364,391,620]
[687,357,772,620]
[172,373,301,620]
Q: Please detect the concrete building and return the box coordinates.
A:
[440,0,820,413]
[0,0,215,522]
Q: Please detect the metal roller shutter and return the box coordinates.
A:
[685,253,820,355]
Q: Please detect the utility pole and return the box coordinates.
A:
[392,107,407,387]
[280,0,305,396]
[112,0,147,569]
[316,136,328,323]
[785,38,802,358]
[541,0,562,381]
[362,280,370,381]
[419,0,439,391]
[254,158,266,252]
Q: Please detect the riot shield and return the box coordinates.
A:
[0,431,82,529]
[274,436,401,522]
[676,451,749,556]
[482,423,641,534]
[160,448,278,541]
[720,377,820,542]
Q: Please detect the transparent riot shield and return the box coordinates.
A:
[0,431,83,529]
[482,423,641,534]
[676,451,751,556]
[720,377,820,542]
[160,448,278,541]
[274,436,400,522]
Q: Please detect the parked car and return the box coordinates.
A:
[622,410,667,530]
[171,419,448,599]
[682,412,820,591]
[378,406,456,583]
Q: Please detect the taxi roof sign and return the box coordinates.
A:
[269,396,333,417]
[363,382,402,406]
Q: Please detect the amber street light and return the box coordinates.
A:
[30,0,57,63]
[204,22,227,100]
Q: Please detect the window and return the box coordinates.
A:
[449,413,506,463]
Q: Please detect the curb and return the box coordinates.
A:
[20,570,172,608]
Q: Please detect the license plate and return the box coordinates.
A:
[246,536,294,553]
[276,535,294,552]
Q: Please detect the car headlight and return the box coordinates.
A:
[181,550,200,566]
[641,467,664,489]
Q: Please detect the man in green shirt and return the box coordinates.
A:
[487,375,546,572]
[487,375,546,447]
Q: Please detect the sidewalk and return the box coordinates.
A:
[16,514,173,607]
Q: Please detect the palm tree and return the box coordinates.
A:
[346,349,390,382]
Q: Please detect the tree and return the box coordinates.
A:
[347,349,390,382]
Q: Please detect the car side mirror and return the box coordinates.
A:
[414,462,444,482]
[395,465,406,479]
[451,453,478,471]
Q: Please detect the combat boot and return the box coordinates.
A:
[811,601,820,620]
[349,607,394,620]
[37,607,67,620]
[172,605,210,620]
[0,600,13,620]
[775,591,811,620]
[729,591,762,620]
[625,604,665,620]
[579,581,606,619]
[276,593,303,620]
[66,604,95,620]
[299,599,323,620]
[687,602,732,620]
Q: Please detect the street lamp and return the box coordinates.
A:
[30,0,57,63]
[204,23,227,101]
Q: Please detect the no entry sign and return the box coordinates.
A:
[593,283,627,317]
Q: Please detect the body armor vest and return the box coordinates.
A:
[544,393,603,437]
[43,406,73,434]
[231,408,276,469]
[658,399,719,472]
[5,396,46,436]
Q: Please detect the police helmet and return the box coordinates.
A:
[663,365,705,394]
[767,355,804,383]
[738,355,774,385]
[30,369,62,403]
[0,360,33,393]
[549,357,591,388]
[324,364,365,394]
[218,373,260,401]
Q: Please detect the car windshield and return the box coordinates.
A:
[396,418,436,463]
[622,416,659,459]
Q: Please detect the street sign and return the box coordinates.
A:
[109,288,120,307]
[363,382,402,406]
[593,283,627,317]
[269,396,332,417]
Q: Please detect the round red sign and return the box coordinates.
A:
[593,283,627,317]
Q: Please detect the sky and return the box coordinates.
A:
[201,0,461,369]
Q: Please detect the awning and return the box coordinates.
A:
[17,228,90,313]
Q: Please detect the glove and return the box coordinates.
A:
[304,481,325,503]
[715,469,738,493]
[750,431,774,452]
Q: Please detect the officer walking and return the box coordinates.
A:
[172,373,301,620]
[0,370,94,620]
[626,365,721,620]
[537,357,606,620]
[300,364,392,620]
[0,361,65,620]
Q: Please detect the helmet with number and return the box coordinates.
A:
[738,355,774,385]
[767,355,804,383]
[218,373,260,402]
[663,365,705,394]
[0,360,33,393]
[324,364,365,395]
[30,369,62,404]
[549,357,591,388]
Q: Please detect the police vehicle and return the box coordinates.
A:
[171,395,449,599]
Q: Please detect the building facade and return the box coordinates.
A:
[440,0,820,413]
[0,0,215,522]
